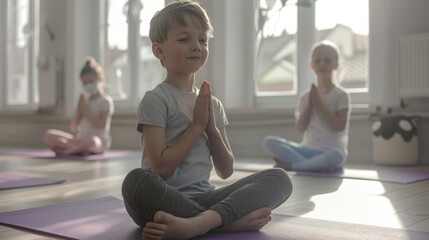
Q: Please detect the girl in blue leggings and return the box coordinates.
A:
[263,41,351,172]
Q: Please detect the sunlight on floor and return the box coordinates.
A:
[344,169,381,179]
[301,179,404,228]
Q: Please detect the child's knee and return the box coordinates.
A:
[88,136,105,153]
[274,168,293,197]
[123,168,149,185]
[122,168,146,196]
[122,168,164,199]
[263,136,289,155]
[327,150,345,166]
[262,135,274,149]
[263,135,284,146]
[261,168,293,199]
[43,130,54,144]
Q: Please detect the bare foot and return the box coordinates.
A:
[216,207,272,233]
[51,147,65,155]
[273,158,293,171]
[142,210,221,240]
[81,150,91,156]
[63,146,86,156]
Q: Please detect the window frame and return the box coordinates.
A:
[1,0,39,112]
[253,0,369,108]
[99,0,133,109]
[99,0,166,112]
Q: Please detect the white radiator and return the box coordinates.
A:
[398,32,429,98]
[38,56,60,109]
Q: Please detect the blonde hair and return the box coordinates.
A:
[80,56,105,84]
[149,0,214,44]
[311,40,341,63]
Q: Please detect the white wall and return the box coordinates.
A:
[369,0,429,110]
[39,0,100,116]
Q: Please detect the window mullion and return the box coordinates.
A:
[99,0,106,69]
[296,3,315,95]
[128,0,140,105]
[1,1,8,110]
[5,0,12,109]
[28,0,39,107]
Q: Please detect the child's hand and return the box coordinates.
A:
[206,84,217,134]
[70,120,78,133]
[70,95,85,133]
[77,94,85,113]
[193,81,211,132]
[78,94,90,117]
[309,84,321,110]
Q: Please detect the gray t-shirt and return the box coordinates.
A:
[137,81,228,197]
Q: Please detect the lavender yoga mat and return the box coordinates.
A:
[2,150,140,161]
[0,173,65,190]
[1,197,429,240]
[198,214,429,240]
[294,167,429,184]
[0,197,140,240]
[234,162,429,184]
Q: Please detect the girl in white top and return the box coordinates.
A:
[264,41,351,172]
[44,57,114,155]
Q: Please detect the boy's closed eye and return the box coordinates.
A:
[199,38,208,44]
[177,37,207,42]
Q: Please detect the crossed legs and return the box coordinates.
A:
[122,168,292,239]
[44,129,105,155]
[263,135,345,172]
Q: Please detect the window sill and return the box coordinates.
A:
[225,104,376,126]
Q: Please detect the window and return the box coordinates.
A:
[100,0,165,108]
[315,0,369,93]
[255,0,369,106]
[100,0,130,103]
[1,0,39,111]
[137,0,165,98]
[256,0,298,96]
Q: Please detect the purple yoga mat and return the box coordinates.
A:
[234,162,429,184]
[1,197,429,240]
[0,173,65,190]
[198,214,429,240]
[0,197,140,240]
[294,167,429,184]
[2,150,140,161]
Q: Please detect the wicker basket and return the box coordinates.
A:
[372,115,419,165]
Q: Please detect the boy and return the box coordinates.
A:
[122,1,293,239]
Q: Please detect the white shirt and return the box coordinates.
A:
[76,93,114,148]
[295,85,351,156]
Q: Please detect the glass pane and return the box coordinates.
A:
[108,0,127,24]
[139,0,164,37]
[138,0,165,97]
[8,0,30,105]
[256,0,297,96]
[104,0,129,101]
[315,0,369,92]
[8,39,29,104]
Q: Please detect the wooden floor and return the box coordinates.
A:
[1,150,429,239]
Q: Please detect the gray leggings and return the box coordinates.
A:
[122,168,293,228]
